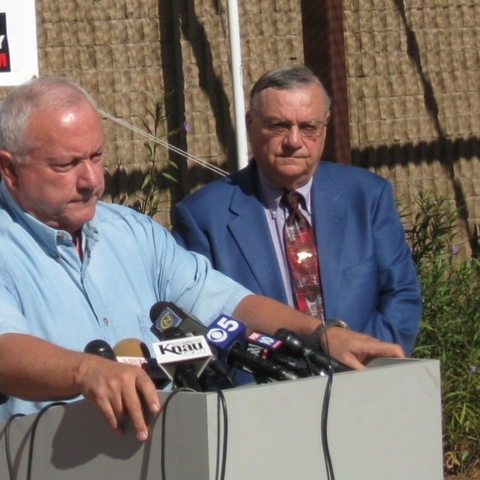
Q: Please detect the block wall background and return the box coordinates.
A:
[343,0,480,254]
[0,0,478,251]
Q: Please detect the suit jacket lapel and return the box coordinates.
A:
[226,164,288,303]
[312,165,348,317]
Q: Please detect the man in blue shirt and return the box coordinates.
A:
[0,77,404,441]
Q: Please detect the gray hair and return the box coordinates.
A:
[249,65,331,117]
[0,77,99,161]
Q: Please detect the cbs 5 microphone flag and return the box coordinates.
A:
[0,0,38,86]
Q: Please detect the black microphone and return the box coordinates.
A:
[161,329,203,391]
[152,328,213,392]
[275,328,352,373]
[149,301,207,339]
[206,315,298,382]
[84,339,117,361]
[246,331,324,377]
[150,302,233,386]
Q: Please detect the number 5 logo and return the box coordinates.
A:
[215,316,239,332]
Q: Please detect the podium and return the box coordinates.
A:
[0,358,443,479]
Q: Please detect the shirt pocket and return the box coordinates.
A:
[137,314,153,333]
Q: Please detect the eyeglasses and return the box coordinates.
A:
[252,110,328,139]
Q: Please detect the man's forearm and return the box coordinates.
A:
[232,295,405,369]
[0,332,161,442]
[0,332,90,400]
[232,294,320,341]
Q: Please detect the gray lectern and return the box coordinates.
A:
[0,358,443,479]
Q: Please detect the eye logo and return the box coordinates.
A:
[207,328,228,343]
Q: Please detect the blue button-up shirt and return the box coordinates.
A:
[0,181,251,420]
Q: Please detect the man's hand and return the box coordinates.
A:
[0,334,161,442]
[75,355,161,441]
[319,327,405,370]
[233,295,405,370]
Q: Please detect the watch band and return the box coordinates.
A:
[310,318,350,350]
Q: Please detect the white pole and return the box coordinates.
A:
[227,0,249,170]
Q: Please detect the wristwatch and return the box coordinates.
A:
[310,318,350,350]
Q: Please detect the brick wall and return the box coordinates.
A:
[0,0,478,250]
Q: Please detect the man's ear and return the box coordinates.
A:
[0,151,19,189]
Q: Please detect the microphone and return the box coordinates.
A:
[206,315,298,382]
[84,339,117,361]
[149,301,208,339]
[159,327,234,390]
[275,328,352,373]
[114,338,151,359]
[152,330,213,392]
[150,302,233,386]
[112,338,170,389]
[246,331,324,377]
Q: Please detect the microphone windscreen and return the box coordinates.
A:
[84,339,117,361]
[113,338,172,389]
[149,301,170,322]
[113,338,151,358]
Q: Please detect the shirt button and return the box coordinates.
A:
[103,318,109,326]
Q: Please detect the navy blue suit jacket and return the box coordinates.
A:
[173,161,421,354]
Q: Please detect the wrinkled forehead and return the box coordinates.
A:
[253,84,328,120]
[21,102,104,158]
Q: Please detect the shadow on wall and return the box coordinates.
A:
[353,136,480,170]
[104,133,480,258]
[352,136,480,256]
[104,137,480,205]
[391,0,479,256]
[157,0,237,205]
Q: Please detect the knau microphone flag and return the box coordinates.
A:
[0,0,38,86]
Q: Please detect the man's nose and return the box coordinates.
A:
[282,125,304,148]
[77,159,102,190]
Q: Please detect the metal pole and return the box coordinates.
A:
[227,0,249,170]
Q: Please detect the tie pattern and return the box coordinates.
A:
[283,191,324,319]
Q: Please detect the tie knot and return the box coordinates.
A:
[283,191,302,211]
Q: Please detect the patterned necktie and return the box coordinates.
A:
[282,191,324,319]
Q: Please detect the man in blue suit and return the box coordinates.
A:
[173,66,421,355]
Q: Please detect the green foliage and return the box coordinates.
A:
[406,192,458,265]
[135,96,180,218]
[405,192,480,475]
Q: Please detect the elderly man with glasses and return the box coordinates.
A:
[173,65,421,357]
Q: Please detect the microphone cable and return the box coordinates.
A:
[4,401,67,480]
[319,328,336,480]
[303,352,316,377]
[4,412,25,480]
[27,401,67,480]
[208,387,229,480]
[160,387,229,480]
[160,387,194,479]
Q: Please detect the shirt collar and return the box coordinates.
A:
[0,180,99,256]
[257,168,314,215]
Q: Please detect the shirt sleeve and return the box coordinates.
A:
[150,218,253,326]
[0,261,29,335]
